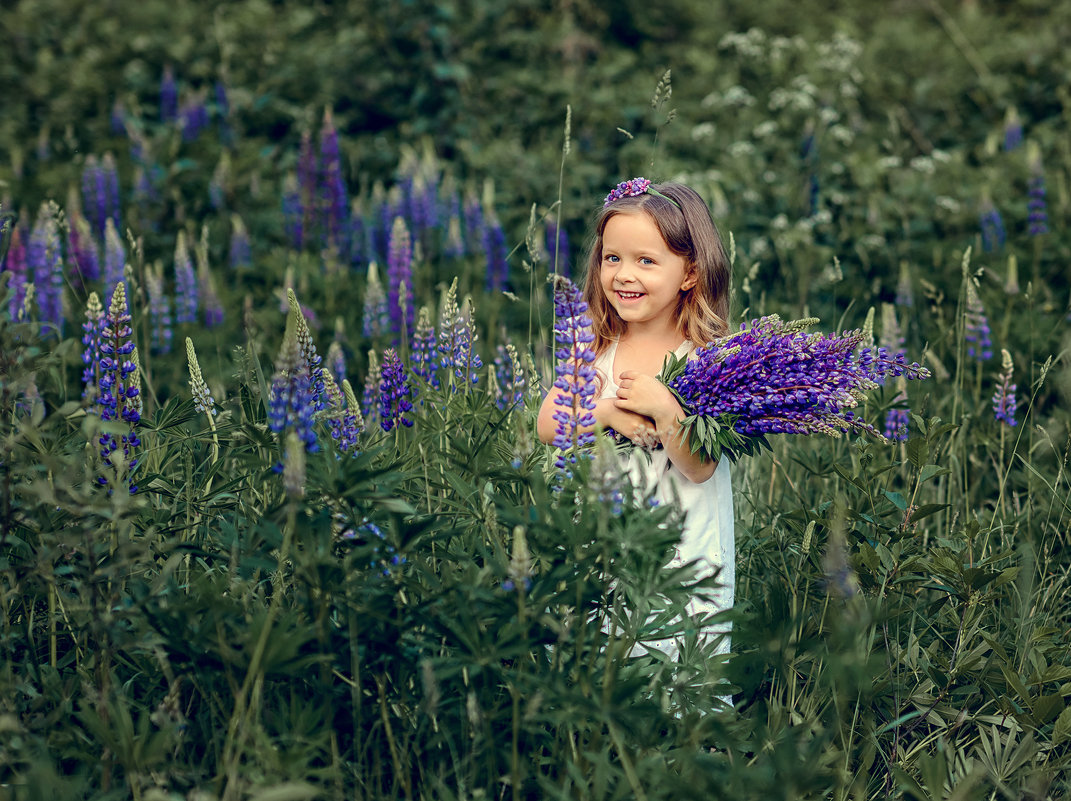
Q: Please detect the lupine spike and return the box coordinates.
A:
[28,203,65,333]
[3,223,29,319]
[341,379,366,435]
[361,261,389,338]
[146,261,172,354]
[964,281,993,361]
[268,327,319,465]
[411,307,440,388]
[174,230,198,324]
[186,337,217,417]
[96,283,141,493]
[387,216,414,337]
[195,227,224,328]
[550,276,598,475]
[378,348,413,432]
[81,292,104,402]
[360,350,381,429]
[992,349,1018,427]
[1027,142,1049,237]
[229,214,251,269]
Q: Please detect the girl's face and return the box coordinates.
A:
[599,211,695,333]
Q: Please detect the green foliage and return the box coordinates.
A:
[2,0,1071,798]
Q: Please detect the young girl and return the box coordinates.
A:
[536,178,734,659]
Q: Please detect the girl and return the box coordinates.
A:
[536,178,735,659]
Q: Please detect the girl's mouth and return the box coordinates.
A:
[615,290,645,302]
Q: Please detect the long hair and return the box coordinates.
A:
[581,182,731,356]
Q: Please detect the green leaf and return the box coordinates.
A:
[1053,705,1071,746]
[883,490,907,510]
[906,437,928,469]
[919,464,950,483]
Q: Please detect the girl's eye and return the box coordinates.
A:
[604,254,619,263]
[640,257,654,265]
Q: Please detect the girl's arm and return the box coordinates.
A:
[613,371,717,483]
[537,384,657,446]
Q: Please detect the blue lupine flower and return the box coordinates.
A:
[992,349,1017,427]
[81,156,106,241]
[360,350,381,430]
[483,215,508,292]
[438,279,482,386]
[493,343,524,410]
[297,130,317,238]
[463,194,484,258]
[268,330,319,463]
[174,232,198,324]
[1027,174,1049,235]
[160,65,178,123]
[185,337,217,416]
[1002,108,1022,152]
[387,217,414,337]
[28,204,64,333]
[3,224,28,320]
[103,218,126,299]
[411,307,440,389]
[550,276,598,472]
[67,213,101,287]
[180,93,210,142]
[102,153,121,235]
[146,263,172,355]
[327,340,348,386]
[964,283,992,361]
[110,99,127,135]
[883,406,909,442]
[96,284,141,494]
[979,200,1006,252]
[81,292,104,402]
[228,215,251,269]
[895,261,914,308]
[319,110,348,250]
[378,348,413,432]
[287,289,327,411]
[200,266,224,329]
[361,261,389,339]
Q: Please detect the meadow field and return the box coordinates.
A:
[1,1,1070,798]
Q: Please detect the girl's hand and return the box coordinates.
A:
[601,401,659,448]
[614,371,682,427]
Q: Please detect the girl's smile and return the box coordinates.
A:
[599,211,695,331]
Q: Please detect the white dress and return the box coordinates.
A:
[594,339,735,659]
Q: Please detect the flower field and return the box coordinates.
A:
[2,1,1070,798]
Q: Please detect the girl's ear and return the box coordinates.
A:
[680,269,697,291]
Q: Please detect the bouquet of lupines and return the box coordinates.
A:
[657,315,931,463]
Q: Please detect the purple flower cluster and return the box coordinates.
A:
[493,343,525,411]
[3,224,28,319]
[320,113,349,250]
[28,204,64,334]
[95,284,141,493]
[174,233,198,324]
[411,307,440,388]
[483,216,508,292]
[1028,173,1049,236]
[81,154,121,242]
[387,217,414,337]
[662,316,931,457]
[378,348,413,432]
[979,202,1006,252]
[180,93,210,142]
[603,177,651,206]
[884,406,910,442]
[550,276,597,468]
[160,66,178,123]
[992,350,1017,427]
[361,262,389,338]
[67,213,101,287]
[81,292,105,401]
[229,216,251,269]
[103,219,126,299]
[1003,109,1022,152]
[439,282,482,386]
[268,332,320,463]
[146,264,172,355]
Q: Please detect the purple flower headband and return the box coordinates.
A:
[603,177,681,208]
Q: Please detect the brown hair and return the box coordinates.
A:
[581,181,731,355]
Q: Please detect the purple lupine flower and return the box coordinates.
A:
[282,174,304,250]
[180,92,210,142]
[185,337,217,417]
[297,130,317,242]
[322,371,361,453]
[1023,172,1049,237]
[228,215,251,269]
[883,406,910,442]
[442,188,464,259]
[964,283,992,361]
[3,224,28,320]
[546,220,570,276]
[411,307,439,389]
[81,292,104,402]
[1003,108,1022,152]
[67,213,101,287]
[319,110,348,250]
[979,200,1006,252]
[28,204,64,333]
[96,284,141,493]
[463,194,484,258]
[660,316,931,461]
[146,263,172,355]
[102,153,121,234]
[360,350,381,429]
[438,279,482,387]
[286,288,327,412]
[160,66,178,123]
[386,217,414,337]
[483,215,508,292]
[378,348,413,432]
[110,99,127,135]
[492,343,525,411]
[550,276,598,472]
[82,156,106,241]
[268,330,319,463]
[327,340,347,386]
[173,232,198,324]
[102,218,126,299]
[992,349,1017,427]
[361,262,389,338]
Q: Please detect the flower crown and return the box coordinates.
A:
[603,177,681,208]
